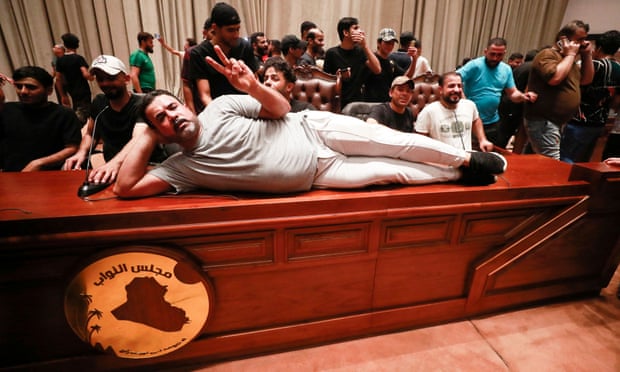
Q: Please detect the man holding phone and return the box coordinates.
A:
[323,17,381,109]
[524,20,594,160]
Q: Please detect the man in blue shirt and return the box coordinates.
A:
[457,37,537,146]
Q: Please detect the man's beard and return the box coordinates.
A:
[312,45,324,55]
[485,59,499,68]
[103,87,125,100]
[443,94,460,105]
[146,46,154,53]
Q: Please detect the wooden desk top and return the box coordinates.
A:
[0,154,597,239]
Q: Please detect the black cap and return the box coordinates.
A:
[211,2,241,26]
[281,34,307,55]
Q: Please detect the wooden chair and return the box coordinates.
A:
[341,102,382,121]
[413,73,440,84]
[409,81,440,117]
[292,65,342,113]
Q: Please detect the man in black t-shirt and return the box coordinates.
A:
[1,66,81,171]
[189,3,258,113]
[367,76,415,133]
[363,28,417,103]
[323,17,380,109]
[63,55,166,185]
[55,33,93,125]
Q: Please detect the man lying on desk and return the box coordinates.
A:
[113,46,507,199]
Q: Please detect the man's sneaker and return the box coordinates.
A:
[468,151,507,175]
[460,167,497,186]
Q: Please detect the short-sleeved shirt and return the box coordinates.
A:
[368,103,415,133]
[55,53,91,102]
[189,39,258,112]
[0,102,81,171]
[299,52,316,66]
[149,95,318,194]
[323,46,369,107]
[569,58,620,127]
[363,54,405,103]
[457,56,515,125]
[415,100,479,151]
[91,93,165,163]
[524,48,582,124]
[129,49,156,91]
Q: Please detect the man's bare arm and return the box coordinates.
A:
[113,129,172,198]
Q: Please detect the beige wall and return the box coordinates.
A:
[562,0,620,33]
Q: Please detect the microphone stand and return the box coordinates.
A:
[78,106,111,198]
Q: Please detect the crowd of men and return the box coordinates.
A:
[1,2,619,198]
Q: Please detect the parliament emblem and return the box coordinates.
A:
[64,248,212,358]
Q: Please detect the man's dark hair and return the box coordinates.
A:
[597,30,620,55]
[439,71,461,87]
[13,66,54,89]
[137,31,154,44]
[508,52,523,60]
[525,49,538,61]
[556,20,590,41]
[187,38,197,47]
[61,33,80,49]
[250,32,265,46]
[399,31,415,48]
[487,37,507,47]
[269,39,281,55]
[139,89,182,128]
[203,17,212,30]
[306,29,323,42]
[337,17,358,41]
[300,21,317,37]
[262,57,296,83]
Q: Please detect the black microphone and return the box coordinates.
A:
[78,105,111,198]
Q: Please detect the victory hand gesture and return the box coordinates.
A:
[206,45,258,94]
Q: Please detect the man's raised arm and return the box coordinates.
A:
[206,45,290,119]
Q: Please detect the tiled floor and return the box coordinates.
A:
[185,267,620,371]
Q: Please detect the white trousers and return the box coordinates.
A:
[300,111,467,189]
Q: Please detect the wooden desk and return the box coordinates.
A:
[2,155,619,370]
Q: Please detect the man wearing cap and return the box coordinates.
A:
[363,28,418,103]
[189,2,258,112]
[0,66,81,171]
[63,55,167,184]
[367,76,415,132]
[281,35,307,67]
[113,46,509,198]
[415,72,493,152]
[323,17,381,108]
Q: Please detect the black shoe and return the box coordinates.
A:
[460,167,497,186]
[468,151,507,175]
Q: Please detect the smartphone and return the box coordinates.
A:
[154,33,160,39]
[556,40,563,49]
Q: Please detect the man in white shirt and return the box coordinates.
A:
[416,72,493,152]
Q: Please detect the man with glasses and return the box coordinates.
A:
[416,72,493,152]
[457,37,537,146]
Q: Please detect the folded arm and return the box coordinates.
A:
[113,129,173,198]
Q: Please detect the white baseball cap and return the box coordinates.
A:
[90,55,128,75]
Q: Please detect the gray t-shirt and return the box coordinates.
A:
[149,95,318,193]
